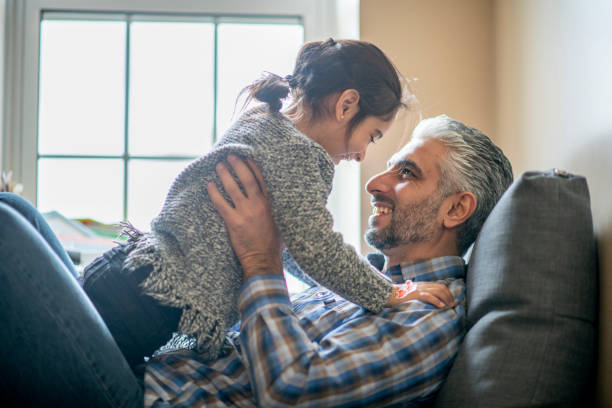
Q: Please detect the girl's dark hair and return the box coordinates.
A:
[243,38,405,130]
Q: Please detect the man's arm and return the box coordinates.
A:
[236,275,464,407]
[207,156,462,406]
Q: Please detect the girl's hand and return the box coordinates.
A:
[207,155,283,281]
[387,281,456,308]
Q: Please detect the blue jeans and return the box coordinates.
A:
[80,244,182,369]
[0,192,78,278]
[0,193,143,407]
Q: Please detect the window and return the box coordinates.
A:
[3,0,362,251]
[37,13,303,229]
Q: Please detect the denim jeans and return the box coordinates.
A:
[0,192,78,278]
[80,244,182,369]
[0,193,149,407]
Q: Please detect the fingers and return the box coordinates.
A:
[418,291,448,309]
[437,285,456,307]
[209,154,270,228]
[215,160,245,207]
[417,283,455,307]
[246,158,268,198]
[215,155,265,208]
[207,181,233,218]
[227,155,264,199]
[422,292,451,308]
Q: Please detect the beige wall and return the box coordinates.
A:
[361,0,612,405]
[359,0,494,254]
[494,0,612,405]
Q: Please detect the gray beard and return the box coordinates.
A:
[365,192,444,251]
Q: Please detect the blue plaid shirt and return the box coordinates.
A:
[144,256,466,407]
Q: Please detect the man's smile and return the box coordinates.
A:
[372,206,392,216]
[370,197,394,222]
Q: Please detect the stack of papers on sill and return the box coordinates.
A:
[42,211,119,273]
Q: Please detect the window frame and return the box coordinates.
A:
[37,12,304,223]
[2,0,363,250]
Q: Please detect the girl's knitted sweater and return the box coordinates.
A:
[124,105,393,360]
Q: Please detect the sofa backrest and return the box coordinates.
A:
[434,170,597,407]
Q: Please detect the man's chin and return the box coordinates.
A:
[365,228,394,251]
[368,215,391,229]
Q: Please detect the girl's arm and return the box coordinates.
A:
[261,143,395,311]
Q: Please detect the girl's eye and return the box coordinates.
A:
[369,136,377,144]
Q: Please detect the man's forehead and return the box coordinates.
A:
[387,139,427,168]
[387,138,446,173]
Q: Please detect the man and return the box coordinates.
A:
[144,115,513,407]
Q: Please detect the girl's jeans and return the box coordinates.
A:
[0,193,180,407]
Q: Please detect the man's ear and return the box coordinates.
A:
[442,191,477,229]
[334,89,360,121]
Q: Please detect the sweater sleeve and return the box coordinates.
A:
[261,144,393,312]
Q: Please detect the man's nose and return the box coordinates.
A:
[366,170,390,194]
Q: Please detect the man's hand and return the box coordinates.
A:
[207,155,283,282]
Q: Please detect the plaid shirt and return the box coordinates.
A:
[144,256,466,407]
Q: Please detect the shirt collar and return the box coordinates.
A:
[367,253,466,283]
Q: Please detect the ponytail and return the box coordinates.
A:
[287,38,405,129]
[241,72,290,112]
[239,38,405,123]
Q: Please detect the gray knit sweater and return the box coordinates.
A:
[124,105,393,360]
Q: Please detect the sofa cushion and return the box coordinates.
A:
[434,170,597,407]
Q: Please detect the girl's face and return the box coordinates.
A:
[294,89,396,165]
[328,115,394,164]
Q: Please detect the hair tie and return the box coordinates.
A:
[284,74,295,88]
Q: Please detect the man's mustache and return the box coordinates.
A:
[370,195,395,210]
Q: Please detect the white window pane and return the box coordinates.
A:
[129,22,215,156]
[127,159,191,230]
[38,20,126,155]
[217,24,303,136]
[37,158,124,223]
[327,160,362,252]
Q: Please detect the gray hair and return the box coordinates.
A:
[411,115,513,255]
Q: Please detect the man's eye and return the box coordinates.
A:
[400,168,414,178]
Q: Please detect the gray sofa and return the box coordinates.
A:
[434,170,597,407]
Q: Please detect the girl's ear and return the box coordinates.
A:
[442,191,477,229]
[334,89,360,121]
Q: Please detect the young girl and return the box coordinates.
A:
[83,38,411,363]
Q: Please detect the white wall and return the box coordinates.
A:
[494,0,612,404]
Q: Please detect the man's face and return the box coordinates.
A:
[365,138,448,251]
